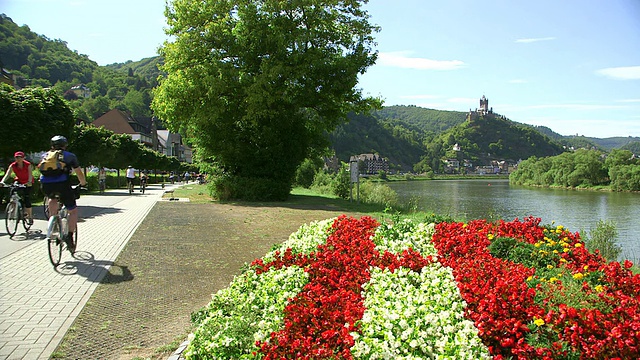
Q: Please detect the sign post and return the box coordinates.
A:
[350,160,359,203]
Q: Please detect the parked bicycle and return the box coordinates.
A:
[2,182,32,237]
[46,185,83,266]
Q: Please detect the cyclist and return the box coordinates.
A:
[1,151,35,224]
[98,167,107,193]
[139,171,148,192]
[39,136,87,253]
[126,165,135,192]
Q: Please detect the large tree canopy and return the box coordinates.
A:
[152,0,380,200]
[0,84,75,159]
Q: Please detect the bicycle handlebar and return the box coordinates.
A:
[0,182,28,188]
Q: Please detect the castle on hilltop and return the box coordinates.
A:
[467,95,494,122]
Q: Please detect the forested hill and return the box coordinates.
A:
[374,105,468,135]
[0,14,160,121]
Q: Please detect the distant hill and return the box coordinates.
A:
[104,56,164,87]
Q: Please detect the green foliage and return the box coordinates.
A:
[210,173,291,201]
[358,180,399,207]
[511,148,639,191]
[333,165,352,199]
[153,0,380,201]
[583,220,621,262]
[294,158,321,188]
[0,85,75,157]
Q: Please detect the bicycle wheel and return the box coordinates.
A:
[43,195,50,218]
[47,216,63,266]
[22,209,32,232]
[141,184,145,194]
[5,201,19,237]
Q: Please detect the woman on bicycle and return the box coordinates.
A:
[1,151,35,224]
[39,136,87,252]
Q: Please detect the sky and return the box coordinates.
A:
[3,0,640,138]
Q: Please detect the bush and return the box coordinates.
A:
[332,166,351,199]
[294,158,319,188]
[209,174,291,201]
[358,180,398,207]
[583,220,621,262]
[310,170,335,195]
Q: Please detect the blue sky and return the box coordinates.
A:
[4,0,640,138]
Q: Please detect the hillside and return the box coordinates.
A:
[330,112,424,171]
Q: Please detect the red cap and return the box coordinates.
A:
[14,151,25,158]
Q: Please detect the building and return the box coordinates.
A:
[349,153,389,175]
[92,109,192,163]
[70,84,91,98]
[467,95,494,121]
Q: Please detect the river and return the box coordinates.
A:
[388,179,640,262]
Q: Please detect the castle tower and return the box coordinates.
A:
[479,95,489,115]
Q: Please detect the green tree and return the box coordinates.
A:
[70,124,116,167]
[153,0,380,201]
[0,84,75,158]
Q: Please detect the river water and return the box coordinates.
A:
[388,179,640,262]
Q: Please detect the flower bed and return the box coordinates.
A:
[186,215,640,359]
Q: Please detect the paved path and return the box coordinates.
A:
[0,183,181,360]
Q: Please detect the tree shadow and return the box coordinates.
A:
[2,228,47,241]
[55,251,134,284]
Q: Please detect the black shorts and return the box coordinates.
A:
[42,180,77,210]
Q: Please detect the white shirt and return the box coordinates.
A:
[126,168,135,178]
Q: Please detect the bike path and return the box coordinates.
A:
[0,184,180,360]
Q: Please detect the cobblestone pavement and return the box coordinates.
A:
[0,184,179,360]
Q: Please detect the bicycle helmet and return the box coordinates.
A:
[51,135,68,149]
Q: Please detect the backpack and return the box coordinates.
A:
[38,150,67,176]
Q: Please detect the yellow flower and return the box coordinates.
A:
[534,243,541,248]
[573,273,584,280]
[557,225,564,230]
[549,277,559,283]
[552,250,559,254]
[559,258,567,263]
[563,248,570,253]
[534,318,545,326]
[595,285,604,292]
[583,265,589,271]
[574,243,582,248]
[547,264,554,269]
[527,276,534,281]
[488,234,495,240]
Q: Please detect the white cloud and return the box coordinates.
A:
[616,99,640,103]
[595,66,640,80]
[515,37,556,43]
[378,52,466,70]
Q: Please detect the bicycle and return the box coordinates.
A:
[46,185,82,266]
[140,178,147,194]
[3,183,32,237]
[127,178,134,194]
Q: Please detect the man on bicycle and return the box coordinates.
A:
[1,151,35,224]
[39,135,87,252]
[126,165,136,191]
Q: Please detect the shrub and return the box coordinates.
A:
[583,220,621,262]
[358,180,398,207]
[209,174,291,201]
